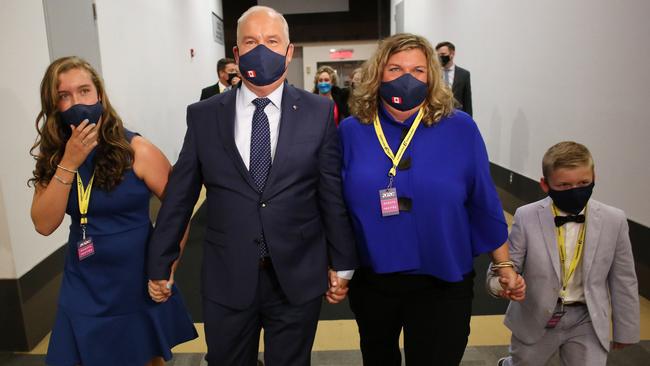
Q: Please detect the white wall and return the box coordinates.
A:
[95,0,224,162]
[398,0,650,226]
[0,0,68,278]
[301,41,378,91]
[0,0,225,278]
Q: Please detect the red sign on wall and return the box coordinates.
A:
[329,49,354,59]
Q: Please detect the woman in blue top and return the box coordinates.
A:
[340,34,525,365]
[29,56,197,366]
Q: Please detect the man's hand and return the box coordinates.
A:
[148,277,173,303]
[325,269,349,304]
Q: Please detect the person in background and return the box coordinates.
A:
[350,67,363,90]
[340,33,524,366]
[30,56,197,366]
[147,6,358,365]
[487,141,639,366]
[435,41,472,116]
[313,65,350,125]
[200,57,240,100]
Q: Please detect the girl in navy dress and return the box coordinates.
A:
[29,56,197,366]
[340,34,525,365]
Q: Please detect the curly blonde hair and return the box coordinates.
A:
[349,33,456,126]
[29,56,134,191]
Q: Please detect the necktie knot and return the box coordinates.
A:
[554,214,585,227]
[253,97,271,110]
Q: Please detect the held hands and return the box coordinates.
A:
[497,267,526,301]
[325,269,349,304]
[148,272,174,303]
[61,120,101,170]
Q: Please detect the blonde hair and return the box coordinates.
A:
[312,65,338,92]
[542,141,594,179]
[349,33,455,126]
[29,56,133,190]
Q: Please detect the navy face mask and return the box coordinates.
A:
[238,44,288,86]
[548,182,595,215]
[379,73,428,111]
[59,101,103,127]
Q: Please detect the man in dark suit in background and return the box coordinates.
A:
[148,5,358,366]
[436,41,473,116]
[199,57,240,100]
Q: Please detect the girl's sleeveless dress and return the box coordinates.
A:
[46,131,197,366]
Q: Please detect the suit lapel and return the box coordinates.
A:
[216,92,258,191]
[262,85,300,201]
[581,201,602,279]
[538,198,562,284]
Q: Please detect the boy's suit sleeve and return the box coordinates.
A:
[608,215,640,344]
[508,208,527,274]
[485,208,527,297]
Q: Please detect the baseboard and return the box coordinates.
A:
[0,244,65,352]
[490,162,650,299]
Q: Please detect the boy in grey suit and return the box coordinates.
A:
[487,141,639,366]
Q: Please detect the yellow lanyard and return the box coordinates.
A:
[76,172,95,228]
[373,107,425,179]
[552,205,587,300]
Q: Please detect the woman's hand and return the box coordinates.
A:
[497,267,526,301]
[60,120,101,170]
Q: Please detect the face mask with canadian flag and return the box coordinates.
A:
[237,44,288,86]
[379,73,428,111]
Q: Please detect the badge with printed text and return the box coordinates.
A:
[545,310,566,329]
[379,188,400,217]
[77,237,95,261]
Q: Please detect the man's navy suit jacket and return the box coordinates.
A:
[148,83,358,309]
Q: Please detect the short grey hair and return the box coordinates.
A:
[236,6,290,46]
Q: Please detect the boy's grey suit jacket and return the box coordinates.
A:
[488,197,639,350]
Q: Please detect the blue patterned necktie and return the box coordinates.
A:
[250,98,272,192]
[250,97,272,258]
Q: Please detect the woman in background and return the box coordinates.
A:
[30,56,197,366]
[312,65,350,125]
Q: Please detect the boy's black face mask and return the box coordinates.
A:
[548,182,595,215]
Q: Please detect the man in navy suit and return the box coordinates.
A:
[147,5,358,366]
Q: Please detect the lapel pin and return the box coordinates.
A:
[292,105,298,110]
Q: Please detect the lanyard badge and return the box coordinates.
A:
[374,108,424,217]
[545,205,586,328]
[76,172,96,261]
[552,204,587,300]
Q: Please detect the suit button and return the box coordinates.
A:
[261,202,267,208]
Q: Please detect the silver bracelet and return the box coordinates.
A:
[56,164,77,174]
[53,174,72,185]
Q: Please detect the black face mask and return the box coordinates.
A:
[548,182,595,215]
[227,72,238,85]
[439,55,451,66]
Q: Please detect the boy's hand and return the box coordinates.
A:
[497,267,526,301]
